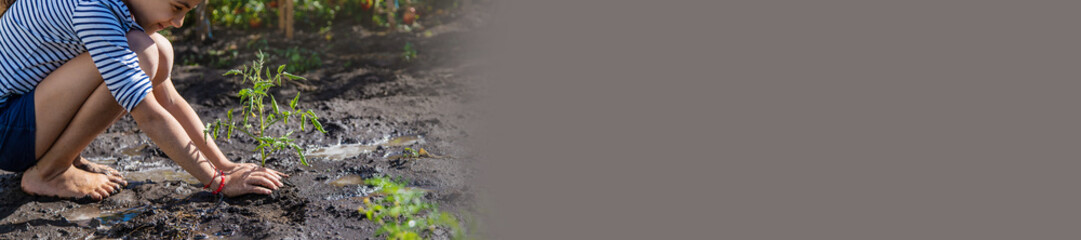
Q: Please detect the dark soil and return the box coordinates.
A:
[0,2,489,239]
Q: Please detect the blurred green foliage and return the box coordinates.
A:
[178,0,466,70]
[194,0,461,31]
[359,176,464,240]
[273,46,322,73]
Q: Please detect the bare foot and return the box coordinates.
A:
[21,165,126,200]
[73,156,123,179]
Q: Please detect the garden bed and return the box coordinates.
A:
[0,2,487,239]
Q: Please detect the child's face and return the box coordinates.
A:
[126,0,203,33]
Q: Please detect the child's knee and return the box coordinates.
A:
[125,30,161,80]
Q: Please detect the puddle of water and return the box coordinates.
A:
[328,175,366,187]
[307,135,425,161]
[120,143,149,157]
[63,206,148,228]
[62,206,103,227]
[384,147,444,161]
[381,135,423,147]
[98,206,148,227]
[124,168,200,185]
[307,145,378,161]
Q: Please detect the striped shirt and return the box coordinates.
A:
[0,0,151,112]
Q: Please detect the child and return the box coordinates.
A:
[0,0,287,200]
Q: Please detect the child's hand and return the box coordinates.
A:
[219,164,288,197]
[224,162,290,178]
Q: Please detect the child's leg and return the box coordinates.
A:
[74,33,175,177]
[71,33,175,176]
[22,82,126,200]
[22,31,161,200]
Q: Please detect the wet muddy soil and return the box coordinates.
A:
[0,3,488,239]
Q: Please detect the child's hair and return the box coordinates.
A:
[0,0,13,17]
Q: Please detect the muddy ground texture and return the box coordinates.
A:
[0,4,488,239]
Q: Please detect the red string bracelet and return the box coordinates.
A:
[203,168,220,189]
[211,170,225,195]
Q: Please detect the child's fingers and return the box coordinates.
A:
[247,185,273,195]
[250,172,281,187]
[255,168,285,184]
[254,166,286,178]
[246,176,279,191]
[270,169,289,178]
[254,172,284,187]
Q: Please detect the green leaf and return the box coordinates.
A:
[290,92,300,110]
[213,120,221,139]
[277,64,286,75]
[255,142,270,151]
[223,69,242,76]
[271,95,281,115]
[267,67,275,85]
[301,114,307,131]
[291,144,309,166]
[226,109,234,122]
[311,117,325,133]
[282,72,306,81]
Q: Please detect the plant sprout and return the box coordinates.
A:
[205,51,327,166]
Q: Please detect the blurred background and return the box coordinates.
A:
[167,0,487,75]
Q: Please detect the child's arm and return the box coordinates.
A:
[151,78,286,176]
[155,80,236,168]
[150,72,239,173]
[148,34,286,177]
[131,91,283,196]
[145,33,240,172]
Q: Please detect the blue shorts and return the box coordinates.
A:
[0,91,37,172]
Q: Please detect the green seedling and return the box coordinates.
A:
[402,42,417,62]
[359,176,464,240]
[205,51,327,166]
